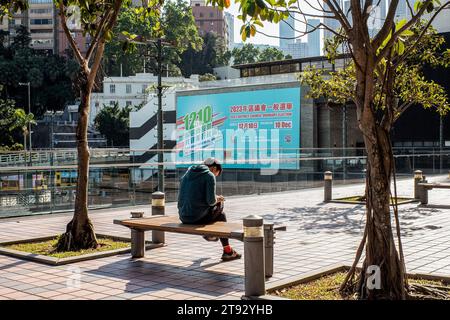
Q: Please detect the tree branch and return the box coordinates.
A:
[323,0,352,34]
[372,0,399,49]
[392,1,450,68]
[87,0,124,84]
[57,1,84,65]
[85,10,114,62]
[376,0,438,64]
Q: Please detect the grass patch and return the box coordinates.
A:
[2,237,130,259]
[335,196,413,204]
[271,272,447,300]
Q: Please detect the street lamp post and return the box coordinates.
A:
[124,35,174,193]
[156,38,164,193]
[19,82,32,152]
[45,110,63,213]
[19,82,32,193]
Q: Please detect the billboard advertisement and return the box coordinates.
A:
[176,85,300,170]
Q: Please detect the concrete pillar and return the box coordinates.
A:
[130,211,144,258]
[152,191,165,244]
[264,224,274,278]
[243,215,265,297]
[324,171,332,202]
[414,170,423,199]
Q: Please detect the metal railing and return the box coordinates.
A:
[0,147,449,218]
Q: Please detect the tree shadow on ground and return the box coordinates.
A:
[0,259,28,271]
[85,256,244,297]
[260,203,443,237]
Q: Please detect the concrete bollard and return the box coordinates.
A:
[324,171,333,202]
[130,211,145,258]
[243,215,265,297]
[151,192,165,244]
[264,224,275,278]
[419,177,429,205]
[414,170,423,199]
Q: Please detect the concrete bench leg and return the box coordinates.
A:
[131,229,145,258]
[419,186,428,205]
[152,192,165,244]
[264,224,274,278]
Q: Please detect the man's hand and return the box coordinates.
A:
[216,195,225,203]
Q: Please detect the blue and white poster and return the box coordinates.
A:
[176,86,301,170]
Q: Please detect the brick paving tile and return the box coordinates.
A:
[36,291,62,299]
[150,290,176,298]
[50,294,78,300]
[83,292,110,300]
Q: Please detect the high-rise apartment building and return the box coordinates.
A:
[224,11,234,50]
[190,0,229,48]
[0,1,88,55]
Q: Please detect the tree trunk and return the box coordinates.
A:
[356,108,406,299]
[57,76,98,251]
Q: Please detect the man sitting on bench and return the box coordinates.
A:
[177,157,242,261]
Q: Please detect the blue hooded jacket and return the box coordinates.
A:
[177,164,216,223]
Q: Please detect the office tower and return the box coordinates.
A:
[307,19,321,56]
[279,13,295,49]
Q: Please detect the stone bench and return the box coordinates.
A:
[114,214,286,280]
[417,182,450,205]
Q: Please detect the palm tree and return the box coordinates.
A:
[11,108,36,151]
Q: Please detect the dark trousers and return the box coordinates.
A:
[195,202,229,247]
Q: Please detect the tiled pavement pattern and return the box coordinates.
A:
[0,174,450,300]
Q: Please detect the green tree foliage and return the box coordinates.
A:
[258,46,286,62]
[231,43,260,64]
[198,73,217,82]
[104,0,202,77]
[0,27,78,117]
[231,44,289,64]
[10,108,36,150]
[179,32,226,77]
[0,98,23,148]
[0,100,36,150]
[94,102,131,147]
[0,0,26,17]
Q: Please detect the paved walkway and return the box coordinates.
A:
[0,175,450,300]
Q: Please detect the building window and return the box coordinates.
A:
[30,8,52,14]
[126,101,132,107]
[126,84,131,94]
[30,19,52,25]
[142,84,147,93]
[200,21,204,26]
[110,84,115,93]
[199,12,203,17]
[195,3,200,6]
[209,12,214,18]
